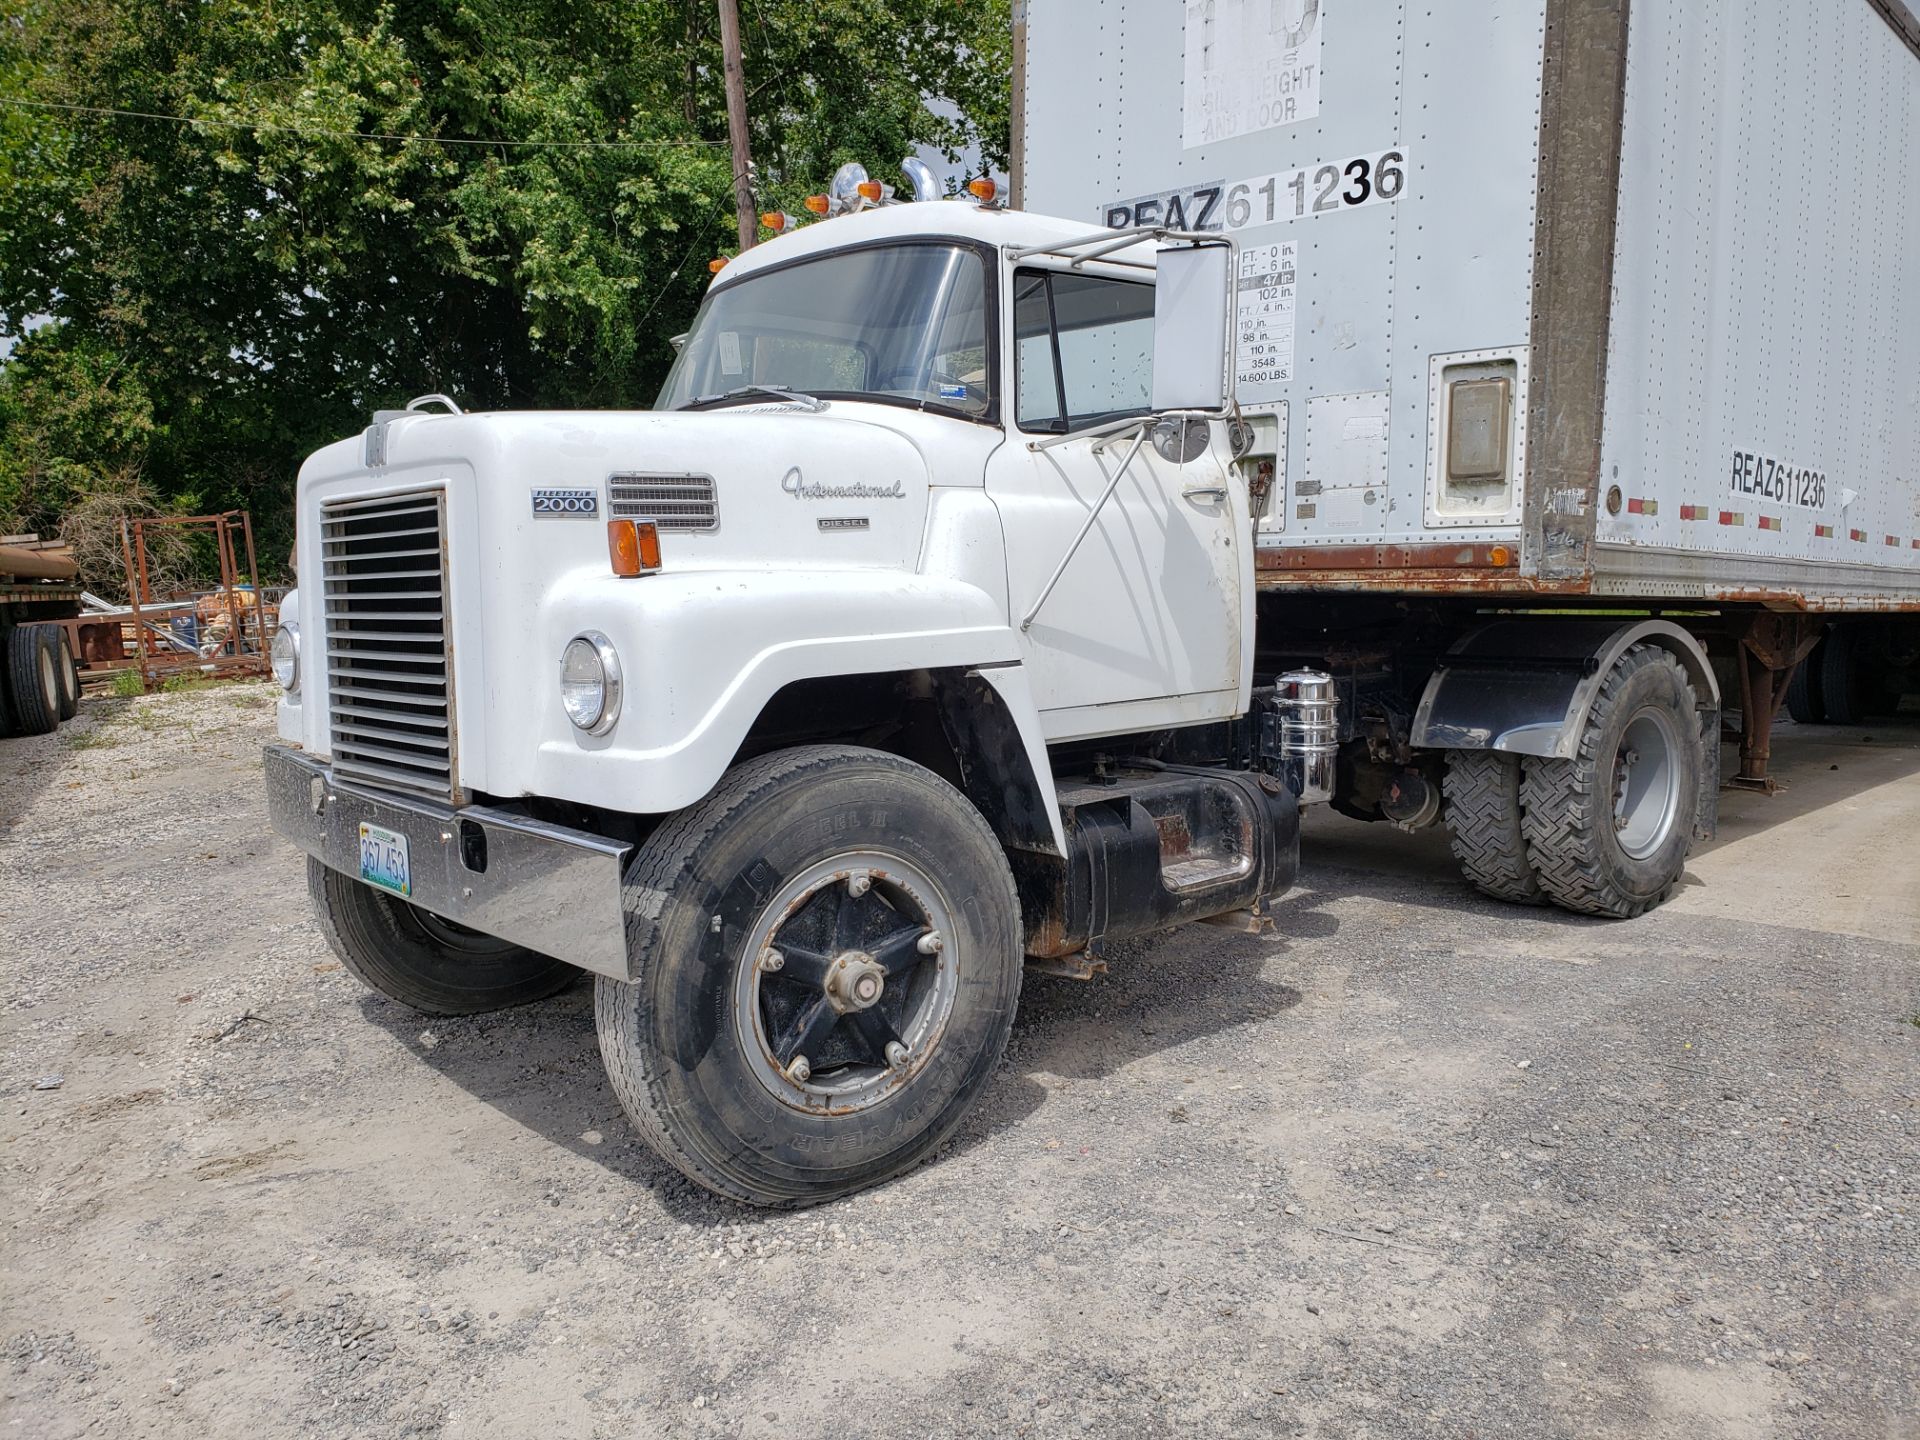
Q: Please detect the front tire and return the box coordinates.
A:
[307,856,578,1015]
[595,744,1022,1207]
[1520,645,1700,918]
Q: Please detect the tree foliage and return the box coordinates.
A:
[0,0,1010,579]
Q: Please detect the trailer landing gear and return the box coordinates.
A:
[1729,613,1826,793]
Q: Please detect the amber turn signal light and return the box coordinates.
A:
[967,176,997,202]
[607,519,662,577]
[1489,544,1513,567]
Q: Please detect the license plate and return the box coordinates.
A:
[358,822,412,897]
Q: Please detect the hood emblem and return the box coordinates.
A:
[782,466,904,501]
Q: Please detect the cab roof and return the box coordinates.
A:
[709,202,1158,290]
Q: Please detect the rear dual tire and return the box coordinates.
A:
[3,625,65,736]
[1444,645,1701,919]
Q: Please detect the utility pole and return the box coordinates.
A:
[716,0,757,251]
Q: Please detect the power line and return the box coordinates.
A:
[0,97,728,151]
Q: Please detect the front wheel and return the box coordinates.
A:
[595,745,1022,1207]
[306,857,579,1015]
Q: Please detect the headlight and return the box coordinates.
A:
[560,632,621,735]
[270,619,300,692]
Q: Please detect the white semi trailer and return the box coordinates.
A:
[1017,0,1920,898]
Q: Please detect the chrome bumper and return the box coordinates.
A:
[264,745,633,978]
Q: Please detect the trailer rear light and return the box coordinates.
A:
[607,519,662,577]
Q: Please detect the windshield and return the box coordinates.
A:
[656,243,992,418]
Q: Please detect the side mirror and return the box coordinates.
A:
[1151,240,1236,415]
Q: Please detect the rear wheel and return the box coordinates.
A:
[54,629,79,720]
[1442,750,1545,904]
[307,856,579,1015]
[1521,645,1700,918]
[1819,626,1868,725]
[4,624,63,735]
[1784,642,1824,724]
[595,744,1022,1207]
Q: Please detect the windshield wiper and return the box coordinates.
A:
[679,384,827,413]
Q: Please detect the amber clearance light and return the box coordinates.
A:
[607,519,663,577]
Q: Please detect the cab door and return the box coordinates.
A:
[985,265,1252,740]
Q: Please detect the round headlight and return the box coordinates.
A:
[270,619,300,692]
[560,632,621,735]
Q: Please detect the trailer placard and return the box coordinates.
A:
[1182,0,1322,147]
[1236,241,1298,387]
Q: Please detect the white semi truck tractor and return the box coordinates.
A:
[1015,0,1920,909]
[267,179,1343,1205]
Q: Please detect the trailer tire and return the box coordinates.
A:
[5,624,63,736]
[1520,644,1699,919]
[1784,643,1824,724]
[1818,626,1867,725]
[54,630,79,720]
[1442,751,1546,905]
[306,856,579,1015]
[595,744,1022,1208]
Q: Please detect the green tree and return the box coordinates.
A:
[0,0,1010,577]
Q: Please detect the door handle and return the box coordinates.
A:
[1182,483,1228,503]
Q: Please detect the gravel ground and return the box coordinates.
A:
[3,681,1916,1440]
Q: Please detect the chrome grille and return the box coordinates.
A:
[607,473,718,530]
[320,490,456,801]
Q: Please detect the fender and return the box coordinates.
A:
[1409,618,1720,834]
[503,567,1037,817]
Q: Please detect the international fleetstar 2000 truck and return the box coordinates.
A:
[1016,0,1920,897]
[267,0,1917,1203]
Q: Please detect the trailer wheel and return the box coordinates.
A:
[306,856,579,1015]
[595,744,1022,1207]
[5,624,63,736]
[54,629,79,721]
[1818,626,1868,725]
[1520,644,1699,918]
[1442,751,1546,905]
[1784,642,1824,724]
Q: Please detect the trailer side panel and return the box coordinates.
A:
[1595,0,1920,606]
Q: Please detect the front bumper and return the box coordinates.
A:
[264,745,633,978]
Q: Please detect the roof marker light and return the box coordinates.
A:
[967,176,998,203]
[761,211,801,233]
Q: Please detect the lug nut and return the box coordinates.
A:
[847,872,871,898]
[916,930,943,955]
[786,1056,812,1084]
[884,1041,909,1070]
[760,948,785,973]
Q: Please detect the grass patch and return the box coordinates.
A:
[109,670,145,698]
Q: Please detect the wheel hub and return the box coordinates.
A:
[823,952,886,1013]
[731,852,961,1115]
